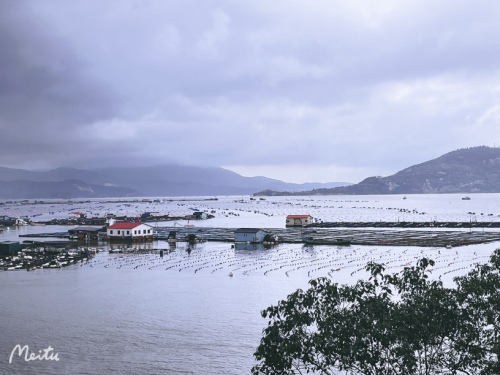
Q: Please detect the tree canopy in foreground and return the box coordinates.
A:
[253,249,500,374]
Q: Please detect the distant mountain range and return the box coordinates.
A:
[0,165,350,199]
[255,146,500,196]
[6,146,499,199]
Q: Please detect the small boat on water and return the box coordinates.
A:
[302,236,351,246]
[7,265,23,271]
[15,218,29,226]
[462,196,471,200]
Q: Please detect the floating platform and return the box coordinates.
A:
[18,226,500,248]
[155,227,500,248]
[309,221,500,228]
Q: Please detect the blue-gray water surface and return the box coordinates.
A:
[2,194,500,374]
[1,247,309,375]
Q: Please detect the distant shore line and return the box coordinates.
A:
[0,197,219,206]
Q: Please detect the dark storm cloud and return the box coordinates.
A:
[2,0,500,182]
[0,1,114,167]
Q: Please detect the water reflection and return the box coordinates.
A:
[234,243,267,251]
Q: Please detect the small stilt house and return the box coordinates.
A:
[234,228,267,243]
[286,214,314,227]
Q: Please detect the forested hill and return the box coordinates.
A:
[255,146,500,196]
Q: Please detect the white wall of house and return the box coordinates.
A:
[107,223,153,238]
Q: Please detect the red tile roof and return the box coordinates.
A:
[107,222,144,229]
[286,215,312,219]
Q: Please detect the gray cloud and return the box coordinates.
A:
[0,1,115,167]
[1,0,500,182]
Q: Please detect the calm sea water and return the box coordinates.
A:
[1,194,500,374]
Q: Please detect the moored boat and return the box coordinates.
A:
[302,236,351,246]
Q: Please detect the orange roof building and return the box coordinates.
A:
[286,214,313,227]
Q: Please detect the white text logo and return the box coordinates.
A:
[9,345,59,363]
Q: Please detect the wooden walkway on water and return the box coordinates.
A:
[156,227,500,248]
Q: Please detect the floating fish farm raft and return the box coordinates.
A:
[155,227,500,248]
[309,221,500,228]
[20,223,500,248]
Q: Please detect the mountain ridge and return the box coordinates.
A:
[0,165,350,199]
[255,146,500,196]
[0,179,138,199]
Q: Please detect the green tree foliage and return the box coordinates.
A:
[253,250,500,374]
[454,250,500,374]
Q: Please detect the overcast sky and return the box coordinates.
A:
[1,0,500,183]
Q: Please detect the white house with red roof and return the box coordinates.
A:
[286,214,314,227]
[106,222,154,241]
